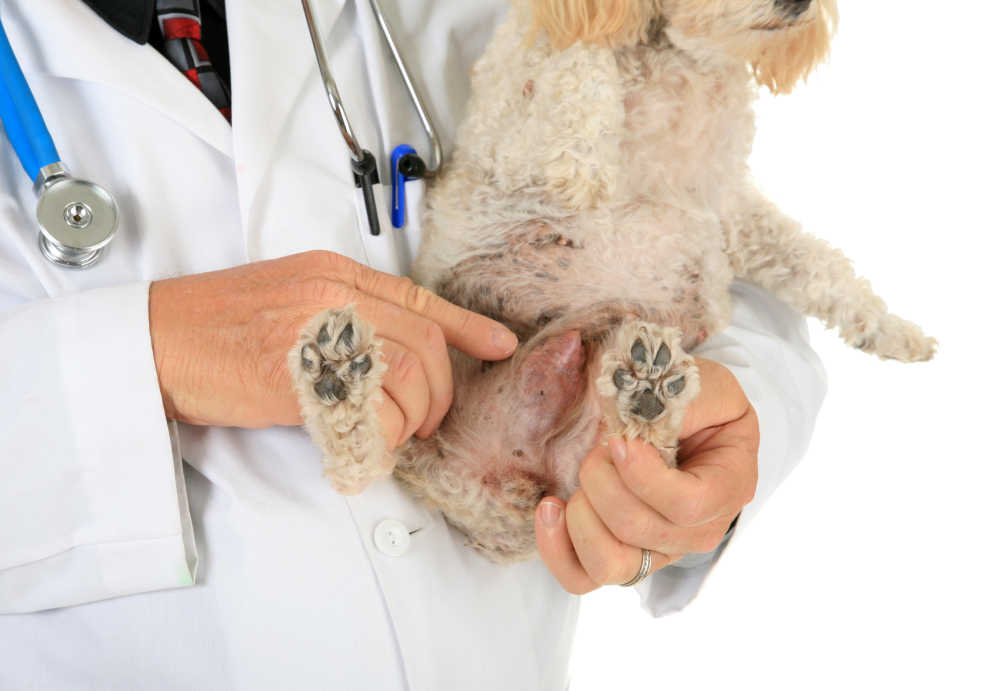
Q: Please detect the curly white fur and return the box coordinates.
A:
[291,0,936,562]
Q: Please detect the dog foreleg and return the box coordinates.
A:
[723,191,936,361]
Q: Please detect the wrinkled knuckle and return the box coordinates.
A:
[422,320,448,359]
[614,514,649,548]
[402,279,435,315]
[671,491,707,528]
[588,555,619,586]
[300,277,351,306]
[390,349,423,386]
[308,249,354,275]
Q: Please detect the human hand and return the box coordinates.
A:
[534,358,759,593]
[148,251,518,448]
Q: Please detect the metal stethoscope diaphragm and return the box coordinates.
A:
[0,18,119,270]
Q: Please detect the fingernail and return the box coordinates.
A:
[492,326,518,354]
[539,501,562,527]
[609,437,627,465]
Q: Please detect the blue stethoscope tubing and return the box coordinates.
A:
[0,15,119,269]
[0,19,58,181]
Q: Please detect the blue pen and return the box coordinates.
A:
[390,144,427,229]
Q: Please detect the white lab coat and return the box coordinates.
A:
[0,0,827,688]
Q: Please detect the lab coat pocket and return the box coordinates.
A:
[354,181,424,278]
[397,178,425,276]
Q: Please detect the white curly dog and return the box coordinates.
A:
[289,0,935,562]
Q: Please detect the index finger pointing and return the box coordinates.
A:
[349,264,518,361]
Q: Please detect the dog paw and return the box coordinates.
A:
[297,309,380,405]
[854,313,937,363]
[289,307,392,494]
[597,322,700,454]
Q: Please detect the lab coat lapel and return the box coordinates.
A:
[227,0,363,262]
[0,0,233,160]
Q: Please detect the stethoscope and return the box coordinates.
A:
[0,0,438,269]
[301,0,441,237]
[0,16,119,269]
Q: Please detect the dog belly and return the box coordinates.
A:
[434,204,733,349]
[398,206,733,559]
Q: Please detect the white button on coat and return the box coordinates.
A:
[374,519,412,557]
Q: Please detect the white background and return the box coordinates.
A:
[571,2,999,689]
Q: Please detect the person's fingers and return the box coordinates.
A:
[374,395,406,450]
[340,255,519,361]
[578,441,718,553]
[610,411,758,528]
[535,498,599,595]
[378,339,431,445]
[564,492,676,586]
[679,358,750,438]
[345,291,455,438]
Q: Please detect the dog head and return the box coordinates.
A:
[529,0,838,93]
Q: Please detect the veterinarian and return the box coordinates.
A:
[0,0,826,688]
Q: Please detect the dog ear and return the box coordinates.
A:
[528,0,660,49]
[752,0,838,94]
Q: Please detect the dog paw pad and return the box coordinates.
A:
[296,310,380,407]
[598,322,700,448]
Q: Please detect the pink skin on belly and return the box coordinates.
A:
[514,330,588,440]
[474,329,601,503]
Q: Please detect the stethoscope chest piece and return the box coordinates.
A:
[35,166,119,269]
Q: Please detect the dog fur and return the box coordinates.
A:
[289,0,935,562]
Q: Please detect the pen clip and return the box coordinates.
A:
[391,144,426,229]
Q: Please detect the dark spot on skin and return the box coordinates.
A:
[496,385,504,394]
[631,339,648,365]
[613,368,629,390]
[538,390,545,397]
[314,371,347,402]
[513,449,525,457]
[336,322,354,352]
[534,271,558,282]
[350,354,372,376]
[631,389,664,420]
[481,360,496,373]
[317,324,331,346]
[667,376,686,397]
[653,344,670,368]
